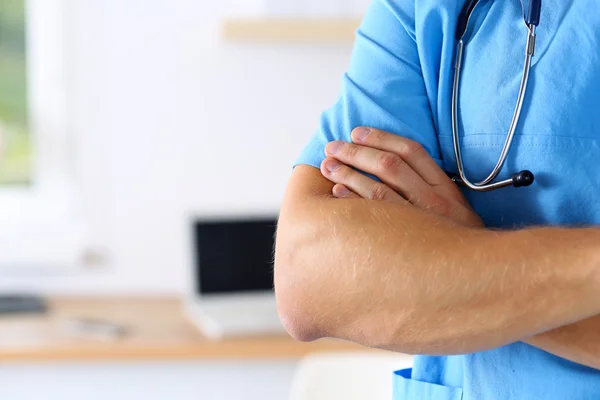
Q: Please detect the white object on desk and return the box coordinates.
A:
[186,292,284,339]
[60,318,128,341]
[186,217,285,339]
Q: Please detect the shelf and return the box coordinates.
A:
[222,18,361,43]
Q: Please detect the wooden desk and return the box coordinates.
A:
[0,297,370,362]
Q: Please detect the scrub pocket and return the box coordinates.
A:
[438,133,600,227]
[393,369,463,400]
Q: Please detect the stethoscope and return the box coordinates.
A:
[450,0,541,192]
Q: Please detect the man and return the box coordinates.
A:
[274,1,600,399]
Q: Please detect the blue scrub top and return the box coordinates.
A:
[294,0,600,398]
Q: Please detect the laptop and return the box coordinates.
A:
[185,216,285,339]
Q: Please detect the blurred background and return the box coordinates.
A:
[0,0,412,399]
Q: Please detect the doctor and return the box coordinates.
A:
[275,0,600,399]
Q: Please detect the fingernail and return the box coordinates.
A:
[353,127,371,142]
[326,141,344,155]
[324,159,341,172]
[336,185,351,197]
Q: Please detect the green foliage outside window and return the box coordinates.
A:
[0,0,30,185]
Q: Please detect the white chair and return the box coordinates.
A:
[289,351,413,400]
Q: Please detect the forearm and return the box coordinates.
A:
[275,170,600,355]
[525,316,600,370]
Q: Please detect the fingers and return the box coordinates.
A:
[320,158,404,203]
[351,127,449,187]
[324,139,433,204]
[332,184,360,199]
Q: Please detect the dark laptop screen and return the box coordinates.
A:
[193,218,277,295]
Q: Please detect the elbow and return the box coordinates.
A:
[273,224,414,348]
[274,233,322,342]
[276,300,320,343]
[275,276,322,343]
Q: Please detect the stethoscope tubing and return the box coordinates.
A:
[450,0,540,192]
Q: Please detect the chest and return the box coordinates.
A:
[417,0,600,227]
[425,0,600,138]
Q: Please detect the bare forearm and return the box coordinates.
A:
[525,316,600,370]
[275,169,600,355]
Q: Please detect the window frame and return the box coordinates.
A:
[0,0,85,271]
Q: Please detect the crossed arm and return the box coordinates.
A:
[274,128,600,369]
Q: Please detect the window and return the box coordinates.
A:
[0,0,30,185]
[0,0,84,270]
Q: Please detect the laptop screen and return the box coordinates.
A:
[193,217,277,295]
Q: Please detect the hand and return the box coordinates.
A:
[320,127,483,228]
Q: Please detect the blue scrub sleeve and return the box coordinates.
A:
[295,0,443,170]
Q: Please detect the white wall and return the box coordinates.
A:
[0,361,297,400]
[0,0,353,294]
